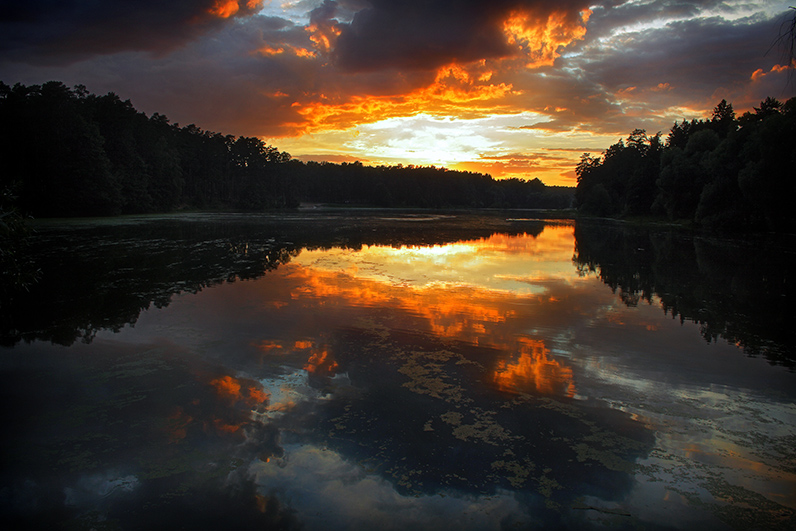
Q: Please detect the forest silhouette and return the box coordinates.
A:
[2,81,794,234]
[0,81,572,218]
[575,96,796,233]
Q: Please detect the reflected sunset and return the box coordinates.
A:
[276,225,582,398]
[294,223,581,293]
[3,214,794,529]
[289,228,580,340]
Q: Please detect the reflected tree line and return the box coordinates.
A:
[573,221,795,368]
[575,97,796,232]
[1,221,295,346]
[0,214,536,347]
[5,213,793,370]
[0,81,572,218]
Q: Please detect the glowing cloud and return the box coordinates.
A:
[210,375,242,399]
[208,0,263,19]
[3,0,790,186]
[751,63,793,81]
[503,8,591,68]
[291,62,517,135]
[209,0,241,18]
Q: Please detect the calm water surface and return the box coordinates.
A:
[1,212,794,530]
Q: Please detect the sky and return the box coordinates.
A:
[1,1,794,186]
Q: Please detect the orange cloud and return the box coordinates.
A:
[306,18,342,54]
[294,340,314,350]
[213,419,242,433]
[248,386,269,404]
[257,45,285,56]
[256,340,284,353]
[256,44,317,59]
[293,47,318,59]
[209,0,240,18]
[165,406,194,444]
[276,9,590,138]
[751,63,793,81]
[503,9,591,68]
[291,62,516,134]
[208,0,262,19]
[421,63,516,104]
[263,7,593,142]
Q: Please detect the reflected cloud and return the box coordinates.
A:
[493,337,575,397]
[252,443,531,531]
[263,227,586,401]
[0,338,289,528]
[5,218,793,529]
[164,406,194,444]
[276,227,583,399]
[304,346,340,378]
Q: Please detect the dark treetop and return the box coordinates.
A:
[575,97,796,233]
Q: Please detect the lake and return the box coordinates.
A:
[1,211,794,530]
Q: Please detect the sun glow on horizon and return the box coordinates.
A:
[270,109,617,185]
[131,1,796,187]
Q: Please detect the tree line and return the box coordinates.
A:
[575,97,796,232]
[0,81,573,219]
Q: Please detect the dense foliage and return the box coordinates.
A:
[575,97,796,232]
[0,81,572,218]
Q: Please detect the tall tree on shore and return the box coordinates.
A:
[576,96,796,232]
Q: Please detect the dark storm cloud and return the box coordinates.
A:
[1,0,789,158]
[583,14,786,97]
[0,0,262,63]
[328,0,592,72]
[0,7,433,138]
[518,10,792,135]
[581,0,729,42]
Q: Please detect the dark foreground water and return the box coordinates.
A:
[1,211,794,530]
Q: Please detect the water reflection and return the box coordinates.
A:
[1,214,794,530]
[573,220,796,367]
[1,212,538,347]
[493,338,576,397]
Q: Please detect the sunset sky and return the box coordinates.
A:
[1,1,794,185]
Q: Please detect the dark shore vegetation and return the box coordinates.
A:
[0,81,572,219]
[575,97,796,233]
